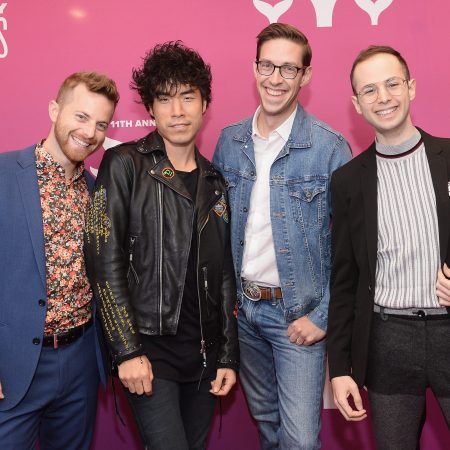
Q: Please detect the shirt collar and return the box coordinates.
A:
[252,105,297,142]
[35,140,85,183]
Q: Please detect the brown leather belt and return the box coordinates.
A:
[43,319,92,349]
[258,286,283,301]
[242,279,283,301]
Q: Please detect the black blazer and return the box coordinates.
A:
[327,128,450,387]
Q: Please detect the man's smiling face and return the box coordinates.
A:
[351,53,416,143]
[254,38,311,126]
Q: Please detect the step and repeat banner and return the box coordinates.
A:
[1,1,449,449]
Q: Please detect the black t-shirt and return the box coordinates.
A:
[141,168,219,382]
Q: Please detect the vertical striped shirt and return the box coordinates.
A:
[375,132,440,309]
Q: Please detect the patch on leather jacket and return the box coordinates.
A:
[85,186,111,254]
[213,194,229,223]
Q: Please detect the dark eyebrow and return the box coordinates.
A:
[178,88,196,96]
[155,88,196,97]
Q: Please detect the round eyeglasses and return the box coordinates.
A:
[255,60,308,79]
[357,77,409,104]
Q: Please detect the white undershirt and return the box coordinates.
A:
[241,106,296,287]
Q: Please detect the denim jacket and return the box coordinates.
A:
[213,104,352,331]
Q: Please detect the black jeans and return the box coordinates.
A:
[125,377,216,450]
[367,312,450,450]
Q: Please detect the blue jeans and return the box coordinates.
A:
[125,377,216,450]
[0,325,99,450]
[238,297,326,450]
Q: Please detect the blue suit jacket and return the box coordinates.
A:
[0,145,106,411]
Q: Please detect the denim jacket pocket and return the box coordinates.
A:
[288,178,327,229]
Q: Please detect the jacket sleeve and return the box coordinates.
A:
[84,148,143,364]
[216,186,240,372]
[307,136,352,331]
[327,170,358,379]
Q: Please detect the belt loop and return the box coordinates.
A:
[379,306,388,322]
[53,334,59,349]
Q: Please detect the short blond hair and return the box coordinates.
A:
[56,71,119,106]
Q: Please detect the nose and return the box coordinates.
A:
[377,84,392,103]
[171,97,184,117]
[268,66,283,84]
[82,121,96,139]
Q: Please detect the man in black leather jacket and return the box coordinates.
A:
[84,42,239,450]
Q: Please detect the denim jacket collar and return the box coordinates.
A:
[232,103,312,150]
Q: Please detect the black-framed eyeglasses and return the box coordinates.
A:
[255,60,308,79]
[356,77,409,104]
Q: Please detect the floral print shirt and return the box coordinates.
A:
[36,142,92,334]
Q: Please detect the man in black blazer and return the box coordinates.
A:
[328,46,450,449]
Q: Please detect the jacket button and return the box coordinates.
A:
[215,190,220,195]
[250,171,255,176]
[243,207,248,212]
[150,169,155,174]
[38,299,46,307]
[368,285,372,292]
[240,240,244,246]
[32,338,41,345]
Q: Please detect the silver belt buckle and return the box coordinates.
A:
[242,280,261,301]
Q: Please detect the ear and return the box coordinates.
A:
[351,95,362,115]
[407,78,416,102]
[253,61,259,79]
[48,100,59,123]
[202,99,207,114]
[299,66,312,88]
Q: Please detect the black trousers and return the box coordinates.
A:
[367,312,450,450]
[125,377,216,450]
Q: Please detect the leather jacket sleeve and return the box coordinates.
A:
[217,215,240,372]
[84,148,143,363]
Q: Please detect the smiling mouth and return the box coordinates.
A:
[265,87,285,97]
[170,123,190,129]
[72,135,90,148]
[376,106,398,116]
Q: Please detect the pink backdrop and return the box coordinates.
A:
[1,1,450,448]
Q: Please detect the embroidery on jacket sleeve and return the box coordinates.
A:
[97,281,136,349]
[85,186,111,254]
[212,194,229,223]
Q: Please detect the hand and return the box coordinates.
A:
[331,376,367,421]
[436,264,450,306]
[118,355,153,396]
[287,315,326,346]
[0,380,3,399]
[210,368,236,396]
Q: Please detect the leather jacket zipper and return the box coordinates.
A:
[202,266,211,317]
[152,154,164,334]
[127,236,139,285]
[197,214,209,368]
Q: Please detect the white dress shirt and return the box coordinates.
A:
[241,106,296,287]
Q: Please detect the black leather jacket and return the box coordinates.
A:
[84,131,239,371]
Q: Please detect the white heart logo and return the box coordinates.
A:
[309,0,338,27]
[355,0,394,25]
[90,136,123,177]
[103,136,123,151]
[253,0,293,24]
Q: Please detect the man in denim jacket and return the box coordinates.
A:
[213,23,351,449]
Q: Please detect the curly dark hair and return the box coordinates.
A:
[131,41,212,113]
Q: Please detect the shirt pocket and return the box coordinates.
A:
[288,178,327,229]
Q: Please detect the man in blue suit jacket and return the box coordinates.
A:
[0,72,118,450]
